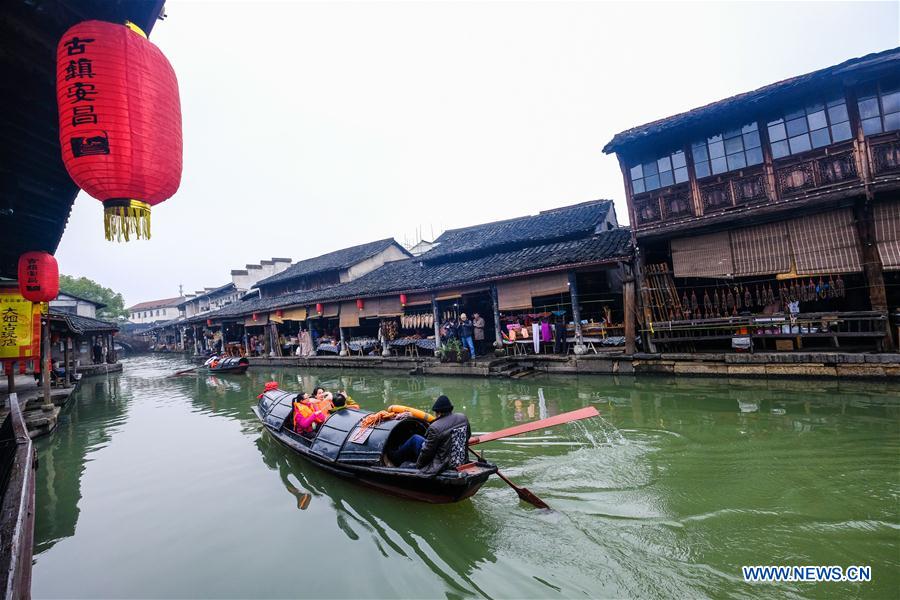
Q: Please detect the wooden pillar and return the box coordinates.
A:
[41,313,52,409]
[853,199,893,349]
[338,327,349,356]
[6,363,15,395]
[431,294,443,353]
[490,283,502,351]
[568,272,585,354]
[623,263,637,355]
[64,337,71,387]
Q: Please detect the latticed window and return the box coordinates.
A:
[857,82,900,136]
[692,123,763,179]
[767,96,852,159]
[629,150,689,194]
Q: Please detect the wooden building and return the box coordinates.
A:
[604,48,900,353]
[188,200,634,358]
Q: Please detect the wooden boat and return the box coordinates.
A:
[253,389,497,503]
[201,356,250,374]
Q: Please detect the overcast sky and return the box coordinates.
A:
[55,0,900,306]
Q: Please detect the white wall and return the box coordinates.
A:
[341,245,409,283]
[129,305,181,324]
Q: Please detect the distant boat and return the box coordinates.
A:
[201,356,250,374]
[253,389,497,503]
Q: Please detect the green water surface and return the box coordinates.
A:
[31,355,900,599]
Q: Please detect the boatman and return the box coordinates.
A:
[389,395,471,474]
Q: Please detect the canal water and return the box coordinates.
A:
[31,355,899,599]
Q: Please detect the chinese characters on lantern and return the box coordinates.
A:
[62,35,108,156]
[23,258,39,293]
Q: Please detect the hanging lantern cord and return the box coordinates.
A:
[103,199,152,241]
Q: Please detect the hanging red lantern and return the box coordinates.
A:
[56,20,182,241]
[316,303,324,315]
[206,319,213,327]
[276,309,283,318]
[400,294,408,306]
[252,313,259,321]
[17,251,59,303]
[356,299,365,310]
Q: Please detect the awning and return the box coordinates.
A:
[435,290,462,301]
[404,293,431,306]
[672,232,733,278]
[875,201,900,271]
[730,222,792,276]
[282,307,307,321]
[497,279,532,311]
[528,272,570,297]
[244,316,267,327]
[323,303,339,318]
[269,312,283,324]
[339,302,360,328]
[358,300,377,318]
[376,296,403,317]
[787,208,862,274]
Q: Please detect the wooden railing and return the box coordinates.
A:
[648,310,890,351]
[0,393,35,600]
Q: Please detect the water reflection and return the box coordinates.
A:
[255,432,498,598]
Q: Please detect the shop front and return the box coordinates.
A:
[640,208,893,352]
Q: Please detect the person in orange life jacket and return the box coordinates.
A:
[293,395,327,434]
[388,396,471,473]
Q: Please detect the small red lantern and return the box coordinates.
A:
[356,299,365,310]
[276,309,283,318]
[400,293,408,306]
[17,251,59,303]
[56,20,182,241]
[252,313,258,321]
[206,319,213,327]
[316,303,324,315]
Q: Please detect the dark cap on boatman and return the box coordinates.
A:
[432,395,453,414]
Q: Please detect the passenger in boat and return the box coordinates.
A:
[328,392,359,414]
[389,395,471,473]
[293,396,327,434]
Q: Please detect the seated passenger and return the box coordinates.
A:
[293,396,326,434]
[328,392,360,414]
[388,395,470,473]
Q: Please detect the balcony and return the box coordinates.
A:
[774,142,859,197]
[633,182,693,227]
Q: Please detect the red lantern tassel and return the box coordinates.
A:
[103,199,152,241]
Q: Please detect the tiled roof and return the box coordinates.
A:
[420,200,613,262]
[54,291,107,309]
[49,309,118,333]
[256,238,410,288]
[190,228,632,322]
[127,296,184,311]
[603,47,900,154]
[177,283,235,307]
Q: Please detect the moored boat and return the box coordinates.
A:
[201,356,250,374]
[253,389,497,503]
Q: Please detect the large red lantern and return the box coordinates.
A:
[56,20,182,241]
[400,294,407,306]
[356,299,365,310]
[17,251,59,303]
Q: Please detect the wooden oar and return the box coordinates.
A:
[468,406,599,446]
[468,447,550,510]
[170,367,198,377]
